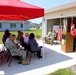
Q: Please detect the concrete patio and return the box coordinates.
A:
[0,40,76,75]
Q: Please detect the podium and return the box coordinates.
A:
[61,31,74,52]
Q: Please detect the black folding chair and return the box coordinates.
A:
[26,50,37,62]
[26,45,40,62]
[7,48,21,67]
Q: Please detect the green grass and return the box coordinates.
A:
[0,29,42,44]
[48,69,75,75]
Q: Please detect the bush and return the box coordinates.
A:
[48,69,75,75]
[36,34,41,39]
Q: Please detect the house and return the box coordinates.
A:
[0,20,30,31]
[30,23,40,29]
[42,1,76,37]
[39,24,42,29]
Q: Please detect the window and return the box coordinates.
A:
[0,23,2,28]
[21,23,23,28]
[10,23,13,28]
[14,23,16,28]
[10,23,16,28]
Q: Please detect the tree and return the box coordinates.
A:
[39,22,42,25]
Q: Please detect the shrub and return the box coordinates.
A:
[36,34,41,39]
[48,69,75,75]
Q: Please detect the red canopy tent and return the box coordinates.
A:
[0,0,44,57]
[0,0,44,20]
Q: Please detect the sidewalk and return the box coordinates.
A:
[0,40,76,75]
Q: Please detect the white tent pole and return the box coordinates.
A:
[42,17,45,58]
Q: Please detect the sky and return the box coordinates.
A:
[21,0,73,24]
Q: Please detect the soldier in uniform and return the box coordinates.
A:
[45,28,56,45]
[6,34,30,65]
[44,28,52,44]
[50,30,56,45]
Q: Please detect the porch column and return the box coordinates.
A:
[42,18,47,38]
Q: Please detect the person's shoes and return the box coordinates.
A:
[39,56,42,58]
[17,61,22,64]
[20,56,23,61]
[40,46,43,48]
[38,56,42,59]
[22,61,30,65]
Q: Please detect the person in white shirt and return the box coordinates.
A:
[5,33,11,44]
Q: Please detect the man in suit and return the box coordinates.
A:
[6,34,30,65]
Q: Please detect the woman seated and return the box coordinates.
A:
[28,33,42,58]
[24,33,29,44]
[16,31,21,44]
[16,32,29,50]
[2,29,10,44]
[5,33,11,44]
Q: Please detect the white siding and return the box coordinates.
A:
[0,22,10,31]
[25,24,30,30]
[0,21,30,31]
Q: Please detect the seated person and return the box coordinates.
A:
[28,33,42,58]
[45,28,56,45]
[24,33,29,44]
[5,33,11,44]
[6,34,30,65]
[2,29,10,44]
[16,31,21,44]
[50,30,56,45]
[16,32,29,50]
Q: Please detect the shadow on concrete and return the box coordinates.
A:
[0,46,72,75]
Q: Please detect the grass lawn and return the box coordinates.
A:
[0,29,42,44]
[48,69,75,75]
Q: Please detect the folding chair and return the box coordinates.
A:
[0,51,4,65]
[26,50,37,62]
[7,48,21,67]
[26,45,40,62]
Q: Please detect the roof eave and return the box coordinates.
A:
[45,1,76,14]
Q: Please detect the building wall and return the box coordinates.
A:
[43,18,60,35]
[30,23,39,29]
[43,5,76,36]
[45,7,76,19]
[0,21,30,31]
[25,24,30,30]
[0,22,10,31]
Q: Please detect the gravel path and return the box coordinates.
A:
[67,65,76,74]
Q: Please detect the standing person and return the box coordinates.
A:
[28,33,42,58]
[57,26,62,41]
[6,34,30,65]
[70,25,76,51]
